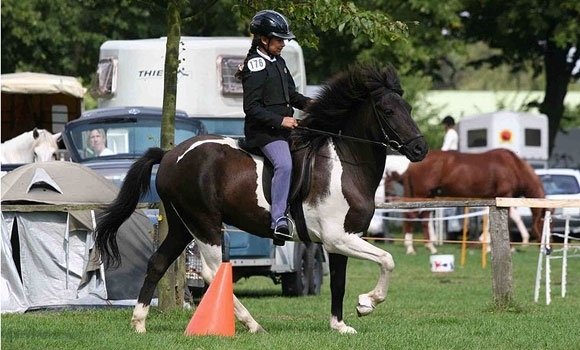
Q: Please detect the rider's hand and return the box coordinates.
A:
[281,117,299,129]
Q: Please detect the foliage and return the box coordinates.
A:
[1,0,166,80]
[3,241,580,349]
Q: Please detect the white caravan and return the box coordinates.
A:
[92,36,307,136]
[458,110,549,168]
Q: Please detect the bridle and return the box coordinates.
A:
[296,94,422,154]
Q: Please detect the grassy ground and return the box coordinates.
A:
[2,239,580,349]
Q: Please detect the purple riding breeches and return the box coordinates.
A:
[260,140,292,228]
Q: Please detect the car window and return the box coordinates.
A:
[198,117,244,138]
[539,174,580,195]
[65,118,206,161]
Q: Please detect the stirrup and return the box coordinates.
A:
[273,216,294,241]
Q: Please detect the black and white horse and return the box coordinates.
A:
[95,65,428,334]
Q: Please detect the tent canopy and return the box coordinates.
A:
[1,72,86,98]
[2,161,118,205]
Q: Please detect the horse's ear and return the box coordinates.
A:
[33,128,40,139]
[53,132,62,141]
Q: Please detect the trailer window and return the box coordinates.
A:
[525,128,541,146]
[467,129,487,147]
[218,56,244,95]
[90,57,118,98]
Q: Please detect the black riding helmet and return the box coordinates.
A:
[250,10,295,39]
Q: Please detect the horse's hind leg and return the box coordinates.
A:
[509,207,530,245]
[131,210,191,333]
[194,231,266,333]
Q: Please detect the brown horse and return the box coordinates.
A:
[385,149,546,254]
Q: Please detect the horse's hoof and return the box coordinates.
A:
[406,249,416,255]
[356,295,374,316]
[330,318,358,334]
[339,326,358,334]
[249,324,266,333]
[133,325,146,334]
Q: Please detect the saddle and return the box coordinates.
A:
[238,138,314,243]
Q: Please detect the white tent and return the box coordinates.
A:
[1,72,86,98]
[1,162,154,313]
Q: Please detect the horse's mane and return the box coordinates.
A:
[297,65,403,147]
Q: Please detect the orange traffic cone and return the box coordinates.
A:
[184,262,235,337]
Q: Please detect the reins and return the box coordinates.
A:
[295,126,389,148]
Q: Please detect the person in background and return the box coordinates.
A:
[88,128,114,156]
[237,9,312,242]
[440,116,461,234]
[441,115,458,151]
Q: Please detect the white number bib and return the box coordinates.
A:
[247,57,266,72]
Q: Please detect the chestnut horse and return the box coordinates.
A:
[385,149,546,254]
[95,65,428,334]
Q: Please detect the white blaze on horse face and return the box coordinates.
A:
[34,143,57,162]
[303,140,351,243]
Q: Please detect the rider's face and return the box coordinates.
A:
[262,36,285,56]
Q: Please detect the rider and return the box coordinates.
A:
[238,10,312,241]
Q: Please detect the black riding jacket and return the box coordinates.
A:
[241,51,310,149]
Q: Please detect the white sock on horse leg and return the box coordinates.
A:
[404,233,415,254]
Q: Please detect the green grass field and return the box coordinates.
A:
[2,240,580,349]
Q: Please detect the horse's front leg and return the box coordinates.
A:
[328,253,356,334]
[424,211,438,254]
[324,234,395,333]
[403,212,416,255]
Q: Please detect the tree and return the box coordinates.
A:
[1,0,166,82]
[455,0,580,154]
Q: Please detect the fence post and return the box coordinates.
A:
[489,205,514,309]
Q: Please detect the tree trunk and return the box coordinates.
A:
[540,41,572,155]
[158,0,183,311]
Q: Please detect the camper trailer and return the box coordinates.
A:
[458,110,549,168]
[92,36,307,136]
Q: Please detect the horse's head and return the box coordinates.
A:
[32,129,60,162]
[367,65,428,162]
[300,65,428,162]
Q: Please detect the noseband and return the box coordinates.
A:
[372,101,423,153]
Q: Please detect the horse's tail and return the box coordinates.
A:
[95,147,166,268]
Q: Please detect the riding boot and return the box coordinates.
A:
[273,215,293,241]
